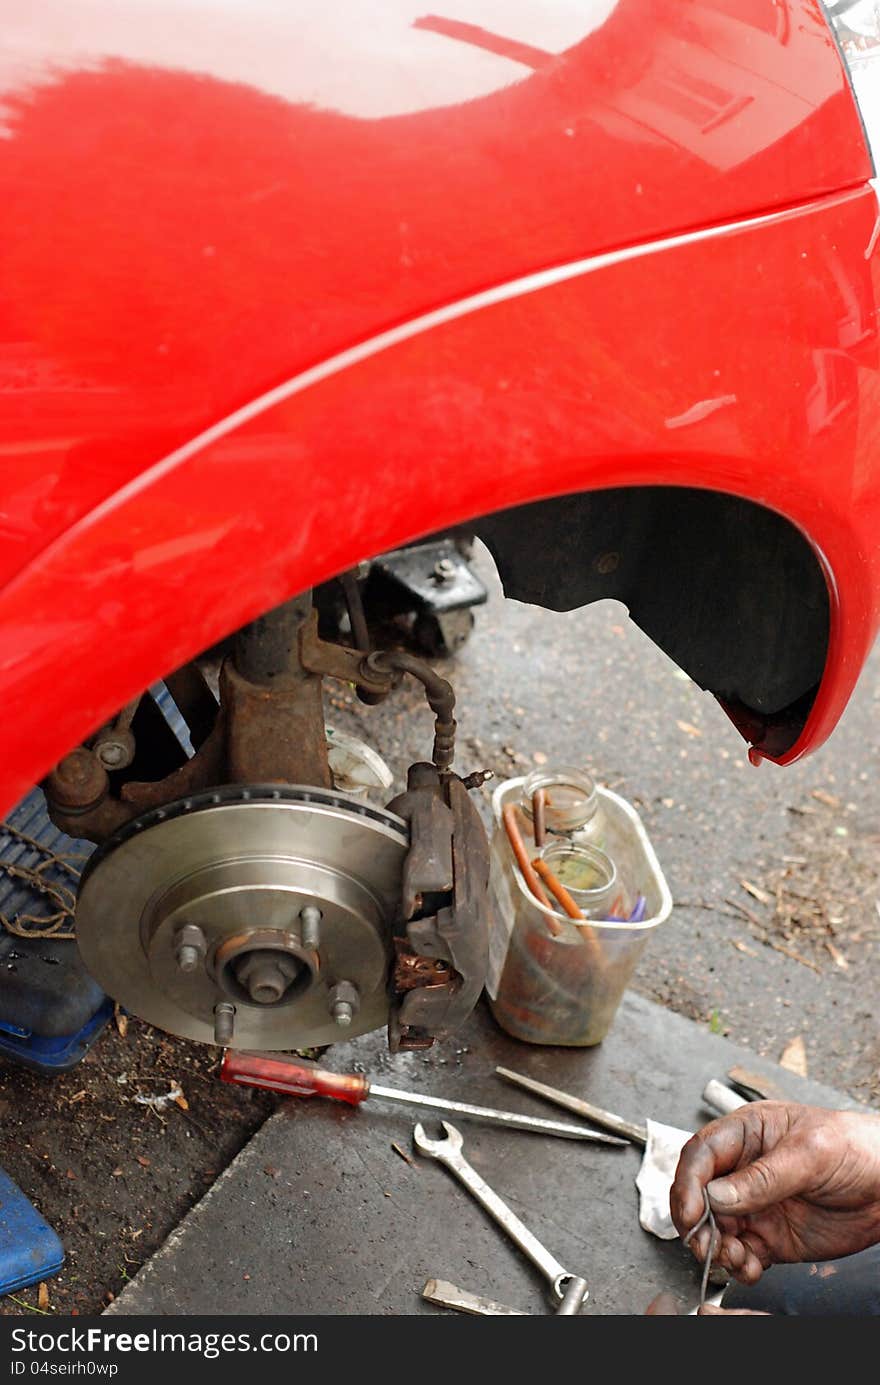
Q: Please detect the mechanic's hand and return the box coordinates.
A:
[671,1102,880,1285]
[643,1293,768,1315]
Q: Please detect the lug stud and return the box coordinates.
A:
[328,980,360,1028]
[175,923,207,974]
[214,1001,236,1045]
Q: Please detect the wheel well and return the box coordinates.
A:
[474,486,829,758]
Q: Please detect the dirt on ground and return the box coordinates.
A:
[679,793,880,1009]
[0,1019,276,1316]
[642,791,880,1096]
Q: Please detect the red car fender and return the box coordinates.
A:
[0,0,867,583]
[0,180,877,815]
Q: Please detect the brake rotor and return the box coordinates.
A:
[75,785,409,1049]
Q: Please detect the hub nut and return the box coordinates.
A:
[328,980,360,1028]
[234,950,301,1006]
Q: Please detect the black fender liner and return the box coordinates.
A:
[475,487,829,757]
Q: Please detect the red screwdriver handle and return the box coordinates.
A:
[220,1050,370,1105]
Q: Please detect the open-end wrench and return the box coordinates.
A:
[414,1120,589,1312]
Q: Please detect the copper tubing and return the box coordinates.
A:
[531,788,547,848]
[502,804,561,935]
[531,857,585,921]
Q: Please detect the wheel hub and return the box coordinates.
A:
[75,786,409,1049]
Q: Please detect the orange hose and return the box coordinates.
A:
[532,857,585,920]
[532,857,603,960]
[502,804,561,936]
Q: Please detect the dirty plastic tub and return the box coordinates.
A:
[0,1167,64,1297]
[486,776,672,1046]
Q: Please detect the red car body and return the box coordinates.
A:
[0,0,876,815]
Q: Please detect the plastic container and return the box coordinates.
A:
[325,726,393,798]
[0,1167,64,1298]
[486,775,672,1046]
[0,998,114,1074]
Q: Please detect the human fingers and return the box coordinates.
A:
[726,1241,766,1285]
[672,1126,737,1235]
[703,1222,772,1283]
[673,1105,807,1236]
[698,1304,770,1315]
[644,1291,680,1315]
[672,1109,778,1233]
[705,1136,816,1218]
[715,1234,746,1274]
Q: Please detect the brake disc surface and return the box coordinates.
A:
[76,785,408,1048]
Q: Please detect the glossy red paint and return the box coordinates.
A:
[0,0,876,813]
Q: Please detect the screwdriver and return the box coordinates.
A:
[220,1050,627,1145]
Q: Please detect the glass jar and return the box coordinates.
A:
[538,841,618,920]
[518,767,607,851]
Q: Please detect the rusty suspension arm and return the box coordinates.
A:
[45,596,459,845]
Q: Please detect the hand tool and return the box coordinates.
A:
[496,1064,648,1145]
[221,1050,627,1144]
[688,1290,725,1314]
[413,1119,589,1312]
[421,1278,528,1316]
[555,1275,590,1315]
[701,1078,748,1117]
[684,1187,719,1309]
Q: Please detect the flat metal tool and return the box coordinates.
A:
[422,1278,528,1316]
[414,1120,589,1313]
[222,1051,628,1144]
[496,1064,648,1145]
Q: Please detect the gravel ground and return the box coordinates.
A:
[2,538,878,1315]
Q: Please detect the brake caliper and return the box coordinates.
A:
[387,763,490,1052]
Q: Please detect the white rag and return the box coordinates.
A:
[635,1118,693,1240]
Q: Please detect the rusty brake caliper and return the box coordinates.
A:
[387,761,490,1052]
